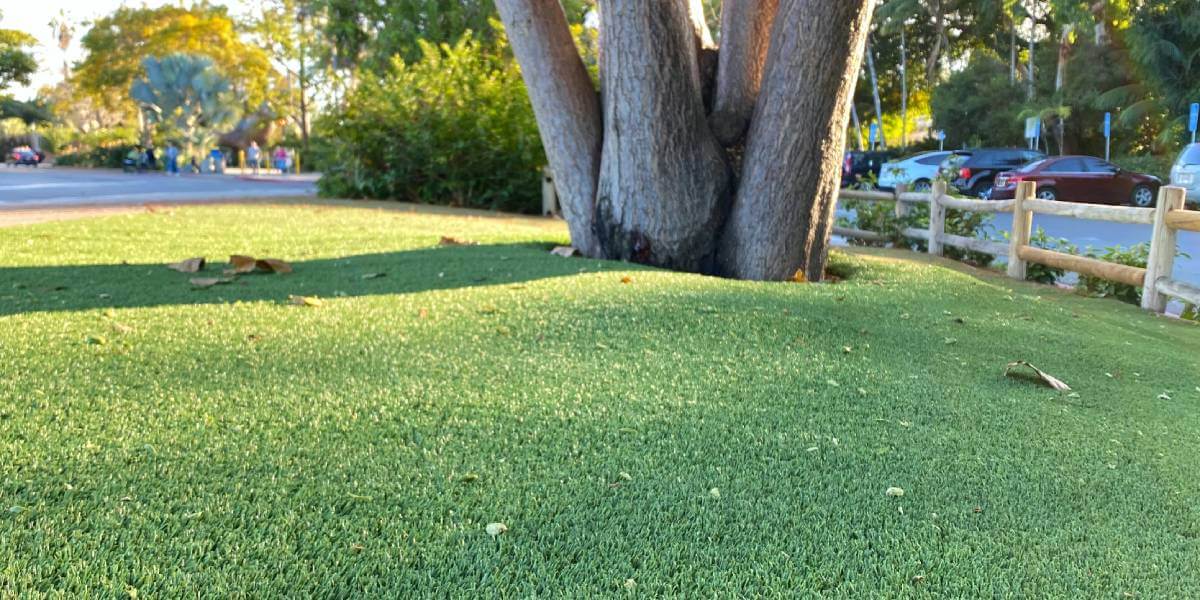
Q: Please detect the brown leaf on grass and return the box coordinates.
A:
[620,275,632,284]
[439,236,476,246]
[229,255,258,273]
[288,295,323,307]
[190,277,233,288]
[167,257,205,273]
[361,272,387,279]
[1004,361,1071,391]
[256,259,293,274]
[549,245,578,258]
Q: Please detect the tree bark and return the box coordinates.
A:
[717,0,875,281]
[594,0,732,271]
[709,0,779,145]
[495,0,604,256]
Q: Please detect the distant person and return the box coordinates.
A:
[189,156,200,174]
[145,147,157,171]
[124,147,141,173]
[273,146,288,175]
[210,147,224,174]
[165,144,180,176]
[247,141,261,175]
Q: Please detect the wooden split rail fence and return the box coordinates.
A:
[833,182,1200,315]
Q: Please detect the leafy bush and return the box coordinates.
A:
[55,144,140,169]
[836,197,995,266]
[1113,154,1174,183]
[314,28,545,213]
[1076,243,1151,305]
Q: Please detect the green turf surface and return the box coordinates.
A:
[1,204,1198,597]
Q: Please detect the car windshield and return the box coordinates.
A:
[1017,159,1046,173]
[1177,144,1200,166]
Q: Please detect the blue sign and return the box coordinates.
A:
[1103,112,1111,138]
[868,123,879,146]
[1190,103,1199,133]
[935,130,946,141]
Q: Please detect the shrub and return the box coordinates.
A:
[314,28,545,213]
[1076,243,1151,305]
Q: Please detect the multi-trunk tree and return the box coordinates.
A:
[496,0,874,281]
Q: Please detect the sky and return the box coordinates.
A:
[2,1,252,100]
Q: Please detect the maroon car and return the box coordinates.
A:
[991,156,1161,207]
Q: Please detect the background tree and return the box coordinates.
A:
[0,10,37,93]
[498,0,874,281]
[131,54,237,161]
[74,5,274,117]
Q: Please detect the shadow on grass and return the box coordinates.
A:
[0,243,631,317]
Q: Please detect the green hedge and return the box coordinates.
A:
[314,31,545,213]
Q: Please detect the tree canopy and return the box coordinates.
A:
[0,10,37,93]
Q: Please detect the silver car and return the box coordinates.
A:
[1169,143,1200,204]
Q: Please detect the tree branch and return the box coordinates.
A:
[495,0,603,256]
[709,0,779,145]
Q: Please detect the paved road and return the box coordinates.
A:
[0,166,316,206]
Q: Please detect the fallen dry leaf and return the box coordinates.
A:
[1004,361,1071,391]
[549,245,578,258]
[485,522,507,536]
[190,277,233,288]
[229,255,258,274]
[288,295,323,307]
[256,258,293,274]
[620,275,632,284]
[167,257,205,273]
[886,486,905,497]
[361,272,387,280]
[439,236,476,246]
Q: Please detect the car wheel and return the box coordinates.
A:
[1036,187,1058,201]
[971,180,994,200]
[912,179,932,193]
[1131,185,1155,208]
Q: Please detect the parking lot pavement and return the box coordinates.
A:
[0,166,316,207]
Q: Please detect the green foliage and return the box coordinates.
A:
[314,30,545,213]
[0,27,37,92]
[131,54,237,159]
[1023,227,1077,285]
[74,4,274,115]
[930,52,1026,149]
[2,205,1199,596]
[838,197,995,266]
[1113,153,1174,182]
[1076,242,1151,305]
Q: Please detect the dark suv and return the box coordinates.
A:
[841,150,895,189]
[945,148,1045,198]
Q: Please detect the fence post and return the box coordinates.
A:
[1006,180,1035,280]
[893,183,908,219]
[1141,186,1186,312]
[927,181,946,256]
[542,167,559,216]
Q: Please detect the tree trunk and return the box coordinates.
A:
[717,0,874,281]
[710,0,780,145]
[864,36,886,148]
[899,27,907,150]
[594,0,732,271]
[925,0,944,84]
[501,0,875,281]
[495,0,604,256]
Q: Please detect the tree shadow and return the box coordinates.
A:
[0,243,630,317]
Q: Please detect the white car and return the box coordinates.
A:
[1169,143,1200,205]
[877,151,952,193]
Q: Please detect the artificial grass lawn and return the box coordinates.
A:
[1,203,1198,597]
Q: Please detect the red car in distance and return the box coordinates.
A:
[991,155,1162,207]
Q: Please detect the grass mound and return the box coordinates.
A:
[2,204,1198,596]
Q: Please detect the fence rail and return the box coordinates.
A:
[835,181,1199,316]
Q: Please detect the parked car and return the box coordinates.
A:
[1169,143,1200,206]
[877,151,952,192]
[944,148,1045,199]
[841,150,895,189]
[991,155,1161,207]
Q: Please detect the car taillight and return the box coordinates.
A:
[959,167,972,180]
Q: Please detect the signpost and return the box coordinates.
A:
[935,130,945,151]
[1190,103,1199,144]
[868,123,879,150]
[1024,117,1041,151]
[1103,112,1111,161]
